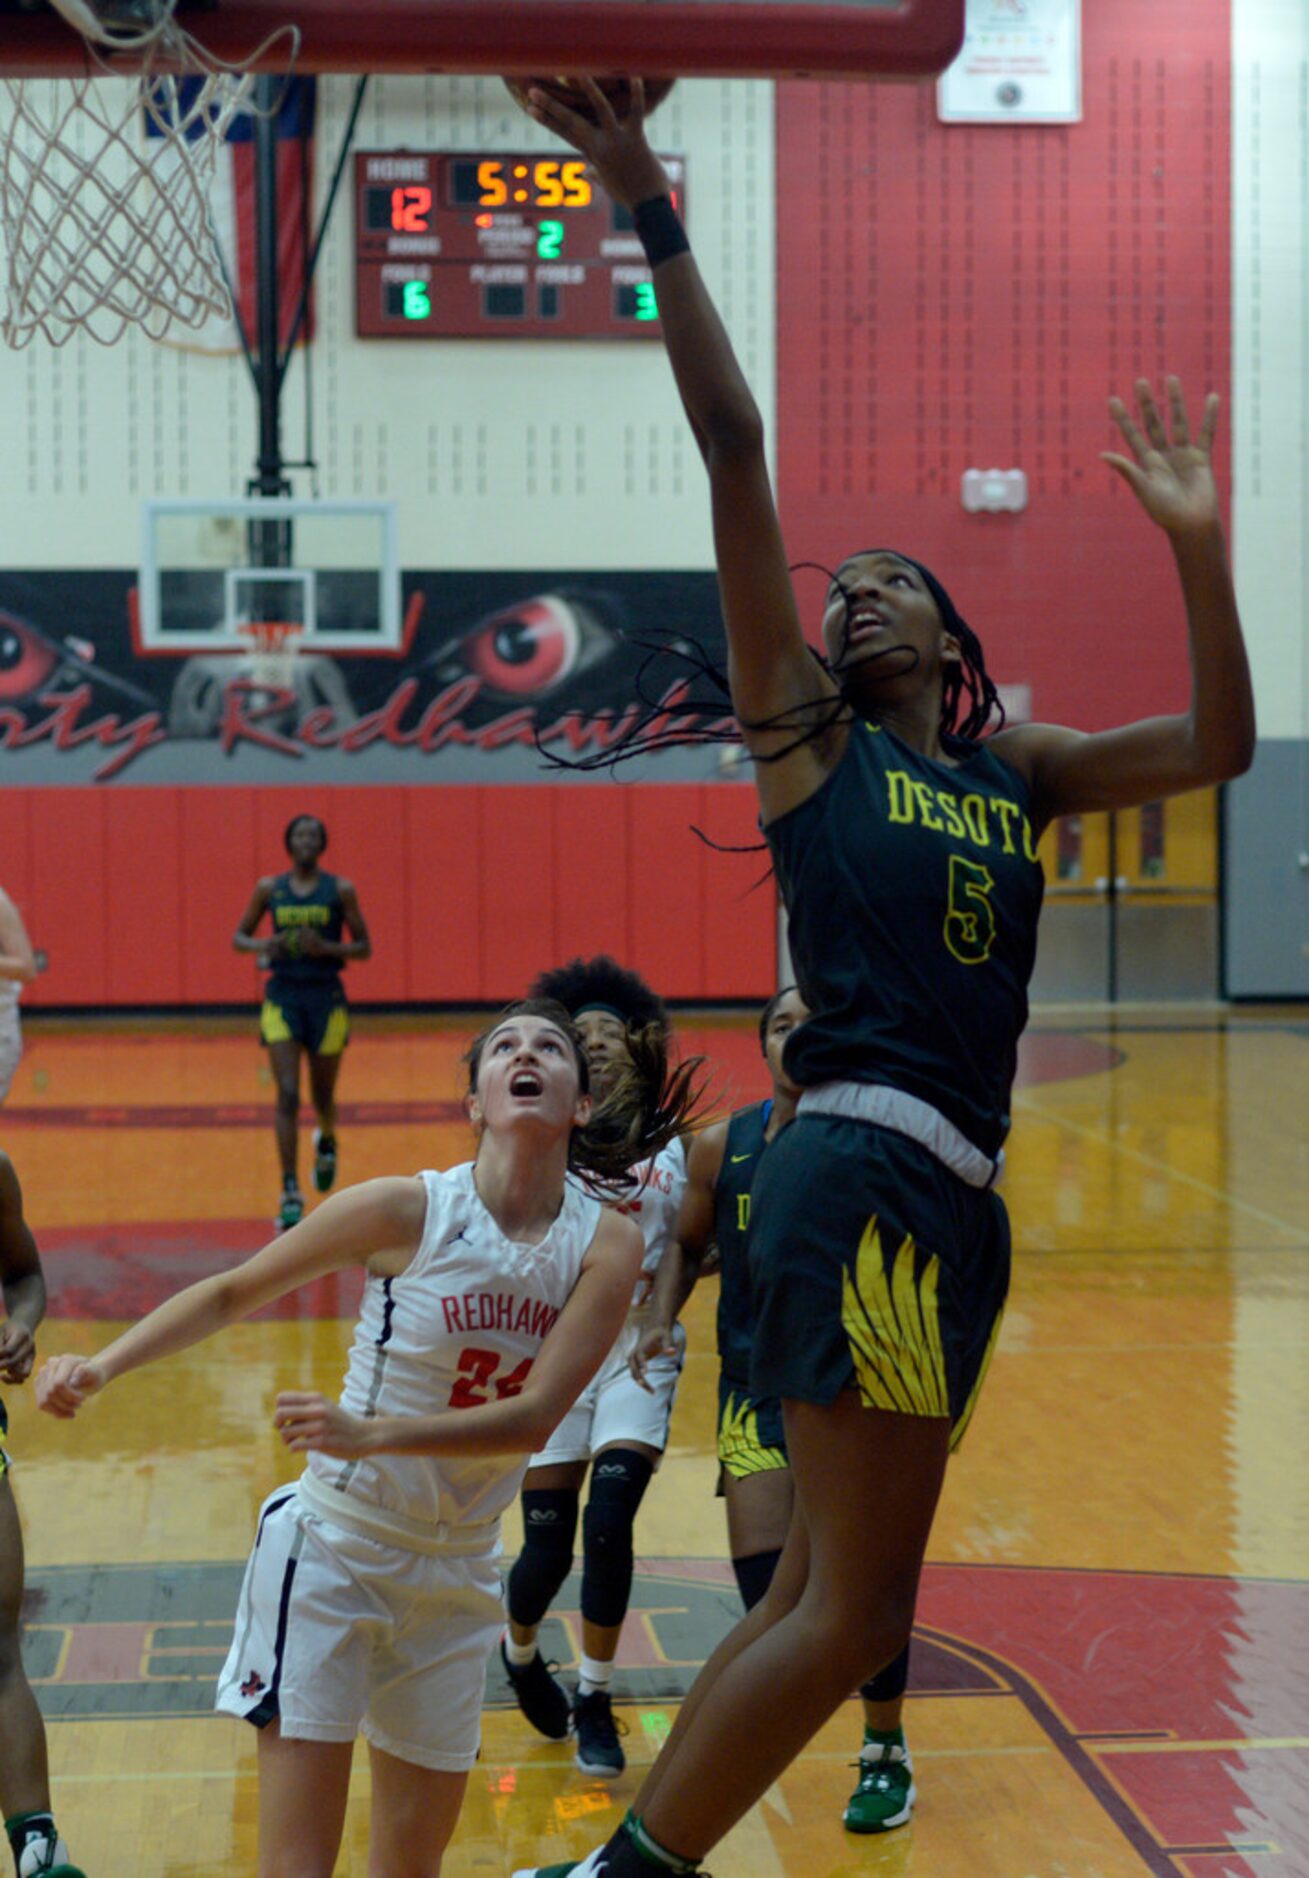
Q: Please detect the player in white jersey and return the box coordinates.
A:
[0,889,38,1106]
[502,958,700,1779]
[35,1000,651,1878]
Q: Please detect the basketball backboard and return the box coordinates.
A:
[1,0,965,81]
[134,497,408,655]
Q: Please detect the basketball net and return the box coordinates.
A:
[0,0,298,349]
[237,620,305,692]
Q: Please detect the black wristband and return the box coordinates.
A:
[633,194,690,269]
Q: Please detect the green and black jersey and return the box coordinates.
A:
[266,870,346,988]
[714,1100,771,1389]
[765,721,1044,1161]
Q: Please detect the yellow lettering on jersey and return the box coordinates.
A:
[884,764,1036,866]
[961,794,990,847]
[886,770,914,824]
[992,798,1021,855]
[938,792,966,840]
[276,905,331,928]
[737,1192,751,1233]
[910,781,944,831]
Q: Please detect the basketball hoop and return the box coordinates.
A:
[0,0,298,349]
[237,620,304,692]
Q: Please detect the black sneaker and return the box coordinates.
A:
[312,1129,338,1193]
[572,1688,626,1777]
[500,1638,571,1740]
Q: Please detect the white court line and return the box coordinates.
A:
[1011,1093,1309,1242]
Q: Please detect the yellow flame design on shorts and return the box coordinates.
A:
[840,1216,949,1420]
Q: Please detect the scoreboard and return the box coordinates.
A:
[354,150,687,340]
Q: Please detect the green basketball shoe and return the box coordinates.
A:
[843,1729,916,1833]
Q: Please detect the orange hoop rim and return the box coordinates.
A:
[236,620,305,651]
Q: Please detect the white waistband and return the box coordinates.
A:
[795,1082,1002,1190]
[296,1473,500,1559]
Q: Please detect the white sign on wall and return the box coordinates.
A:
[937,0,1081,125]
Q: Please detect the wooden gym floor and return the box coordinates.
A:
[2,1007,1307,1876]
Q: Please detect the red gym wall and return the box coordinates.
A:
[774,0,1231,732]
[17,0,1229,1011]
[12,783,773,1008]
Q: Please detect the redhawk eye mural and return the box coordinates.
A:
[0,571,735,784]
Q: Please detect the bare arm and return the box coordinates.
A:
[631,1122,727,1386]
[0,1154,45,1384]
[525,82,839,822]
[233,878,276,955]
[992,380,1255,830]
[315,880,372,965]
[0,890,37,985]
[36,1177,428,1416]
[275,1210,645,1459]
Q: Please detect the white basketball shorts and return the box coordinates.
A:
[215,1487,504,1771]
[531,1317,686,1466]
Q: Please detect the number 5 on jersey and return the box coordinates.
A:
[944,854,996,965]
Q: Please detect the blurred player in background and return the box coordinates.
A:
[0,890,38,1108]
[0,1153,85,1878]
[234,815,372,1230]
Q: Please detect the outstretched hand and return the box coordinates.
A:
[1103,377,1221,536]
[522,77,670,212]
[35,1353,107,1418]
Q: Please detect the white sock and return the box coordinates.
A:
[577,1653,614,1696]
[503,1633,538,1668]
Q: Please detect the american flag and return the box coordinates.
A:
[146,75,316,355]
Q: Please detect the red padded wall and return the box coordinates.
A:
[16,784,776,1008]
[774,0,1231,732]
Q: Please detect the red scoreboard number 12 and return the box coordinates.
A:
[390,185,433,232]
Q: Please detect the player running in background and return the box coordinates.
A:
[234,814,372,1231]
[0,890,38,1109]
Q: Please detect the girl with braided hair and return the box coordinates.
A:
[35,999,651,1878]
[512,79,1255,1878]
[501,956,700,1780]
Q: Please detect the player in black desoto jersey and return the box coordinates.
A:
[234,814,372,1231]
[513,82,1256,1878]
[635,986,918,1834]
[36,1001,655,1878]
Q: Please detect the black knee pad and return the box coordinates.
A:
[506,1488,579,1627]
[860,1640,911,1704]
[580,1449,654,1628]
[732,1547,782,1614]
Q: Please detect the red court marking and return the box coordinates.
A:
[1014,1032,1123,1086]
[917,1564,1309,1878]
[40,1219,365,1319]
